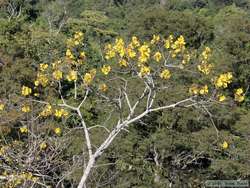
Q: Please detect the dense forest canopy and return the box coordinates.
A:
[0,0,250,187]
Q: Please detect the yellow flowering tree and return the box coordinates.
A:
[0,32,246,187]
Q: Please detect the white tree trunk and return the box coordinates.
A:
[77,157,95,188]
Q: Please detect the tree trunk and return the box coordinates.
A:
[160,0,167,6]
[77,157,95,188]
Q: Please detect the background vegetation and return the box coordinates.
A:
[0,0,250,187]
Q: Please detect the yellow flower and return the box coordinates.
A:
[235,88,243,95]
[201,47,212,61]
[199,85,209,95]
[74,31,84,39]
[34,80,39,86]
[197,63,213,75]
[138,44,150,63]
[74,40,80,46]
[164,35,174,49]
[151,34,160,44]
[160,69,171,80]
[99,83,108,92]
[126,45,136,58]
[83,73,93,85]
[40,142,47,150]
[234,88,245,102]
[235,95,245,103]
[36,73,49,87]
[0,103,5,111]
[131,36,140,48]
[119,59,128,67]
[218,95,226,102]
[66,70,77,81]
[189,84,199,95]
[52,60,62,69]
[214,72,233,88]
[114,38,126,57]
[171,35,185,55]
[139,66,150,77]
[34,93,40,97]
[54,109,68,118]
[80,51,86,59]
[40,104,52,117]
[20,126,28,133]
[101,65,111,75]
[105,44,116,60]
[83,69,96,85]
[54,127,62,136]
[221,141,229,149]
[89,69,97,77]
[53,70,63,80]
[21,105,31,113]
[21,86,32,96]
[182,53,191,65]
[153,52,162,62]
[39,64,48,72]
[66,49,74,59]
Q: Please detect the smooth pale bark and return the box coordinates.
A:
[77,158,95,188]
[160,0,167,6]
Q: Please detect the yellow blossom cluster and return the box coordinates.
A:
[119,59,128,67]
[101,65,111,75]
[66,70,77,81]
[83,69,96,85]
[99,83,108,92]
[39,104,52,117]
[20,126,28,133]
[39,63,48,72]
[234,88,245,102]
[2,171,38,187]
[34,73,49,87]
[201,47,211,61]
[53,70,63,80]
[113,38,126,57]
[104,38,129,60]
[131,36,140,47]
[21,86,32,96]
[153,52,162,62]
[189,84,209,95]
[66,31,85,62]
[21,105,31,113]
[198,63,213,75]
[138,44,151,64]
[151,34,160,45]
[139,66,150,77]
[217,94,226,102]
[214,72,233,88]
[197,47,213,75]
[170,35,185,57]
[164,35,174,49]
[66,49,74,59]
[105,44,116,60]
[67,31,84,48]
[181,53,191,65]
[54,127,62,135]
[52,60,62,70]
[126,45,136,59]
[160,69,171,80]
[40,142,47,150]
[0,103,5,111]
[221,141,229,149]
[54,109,69,118]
